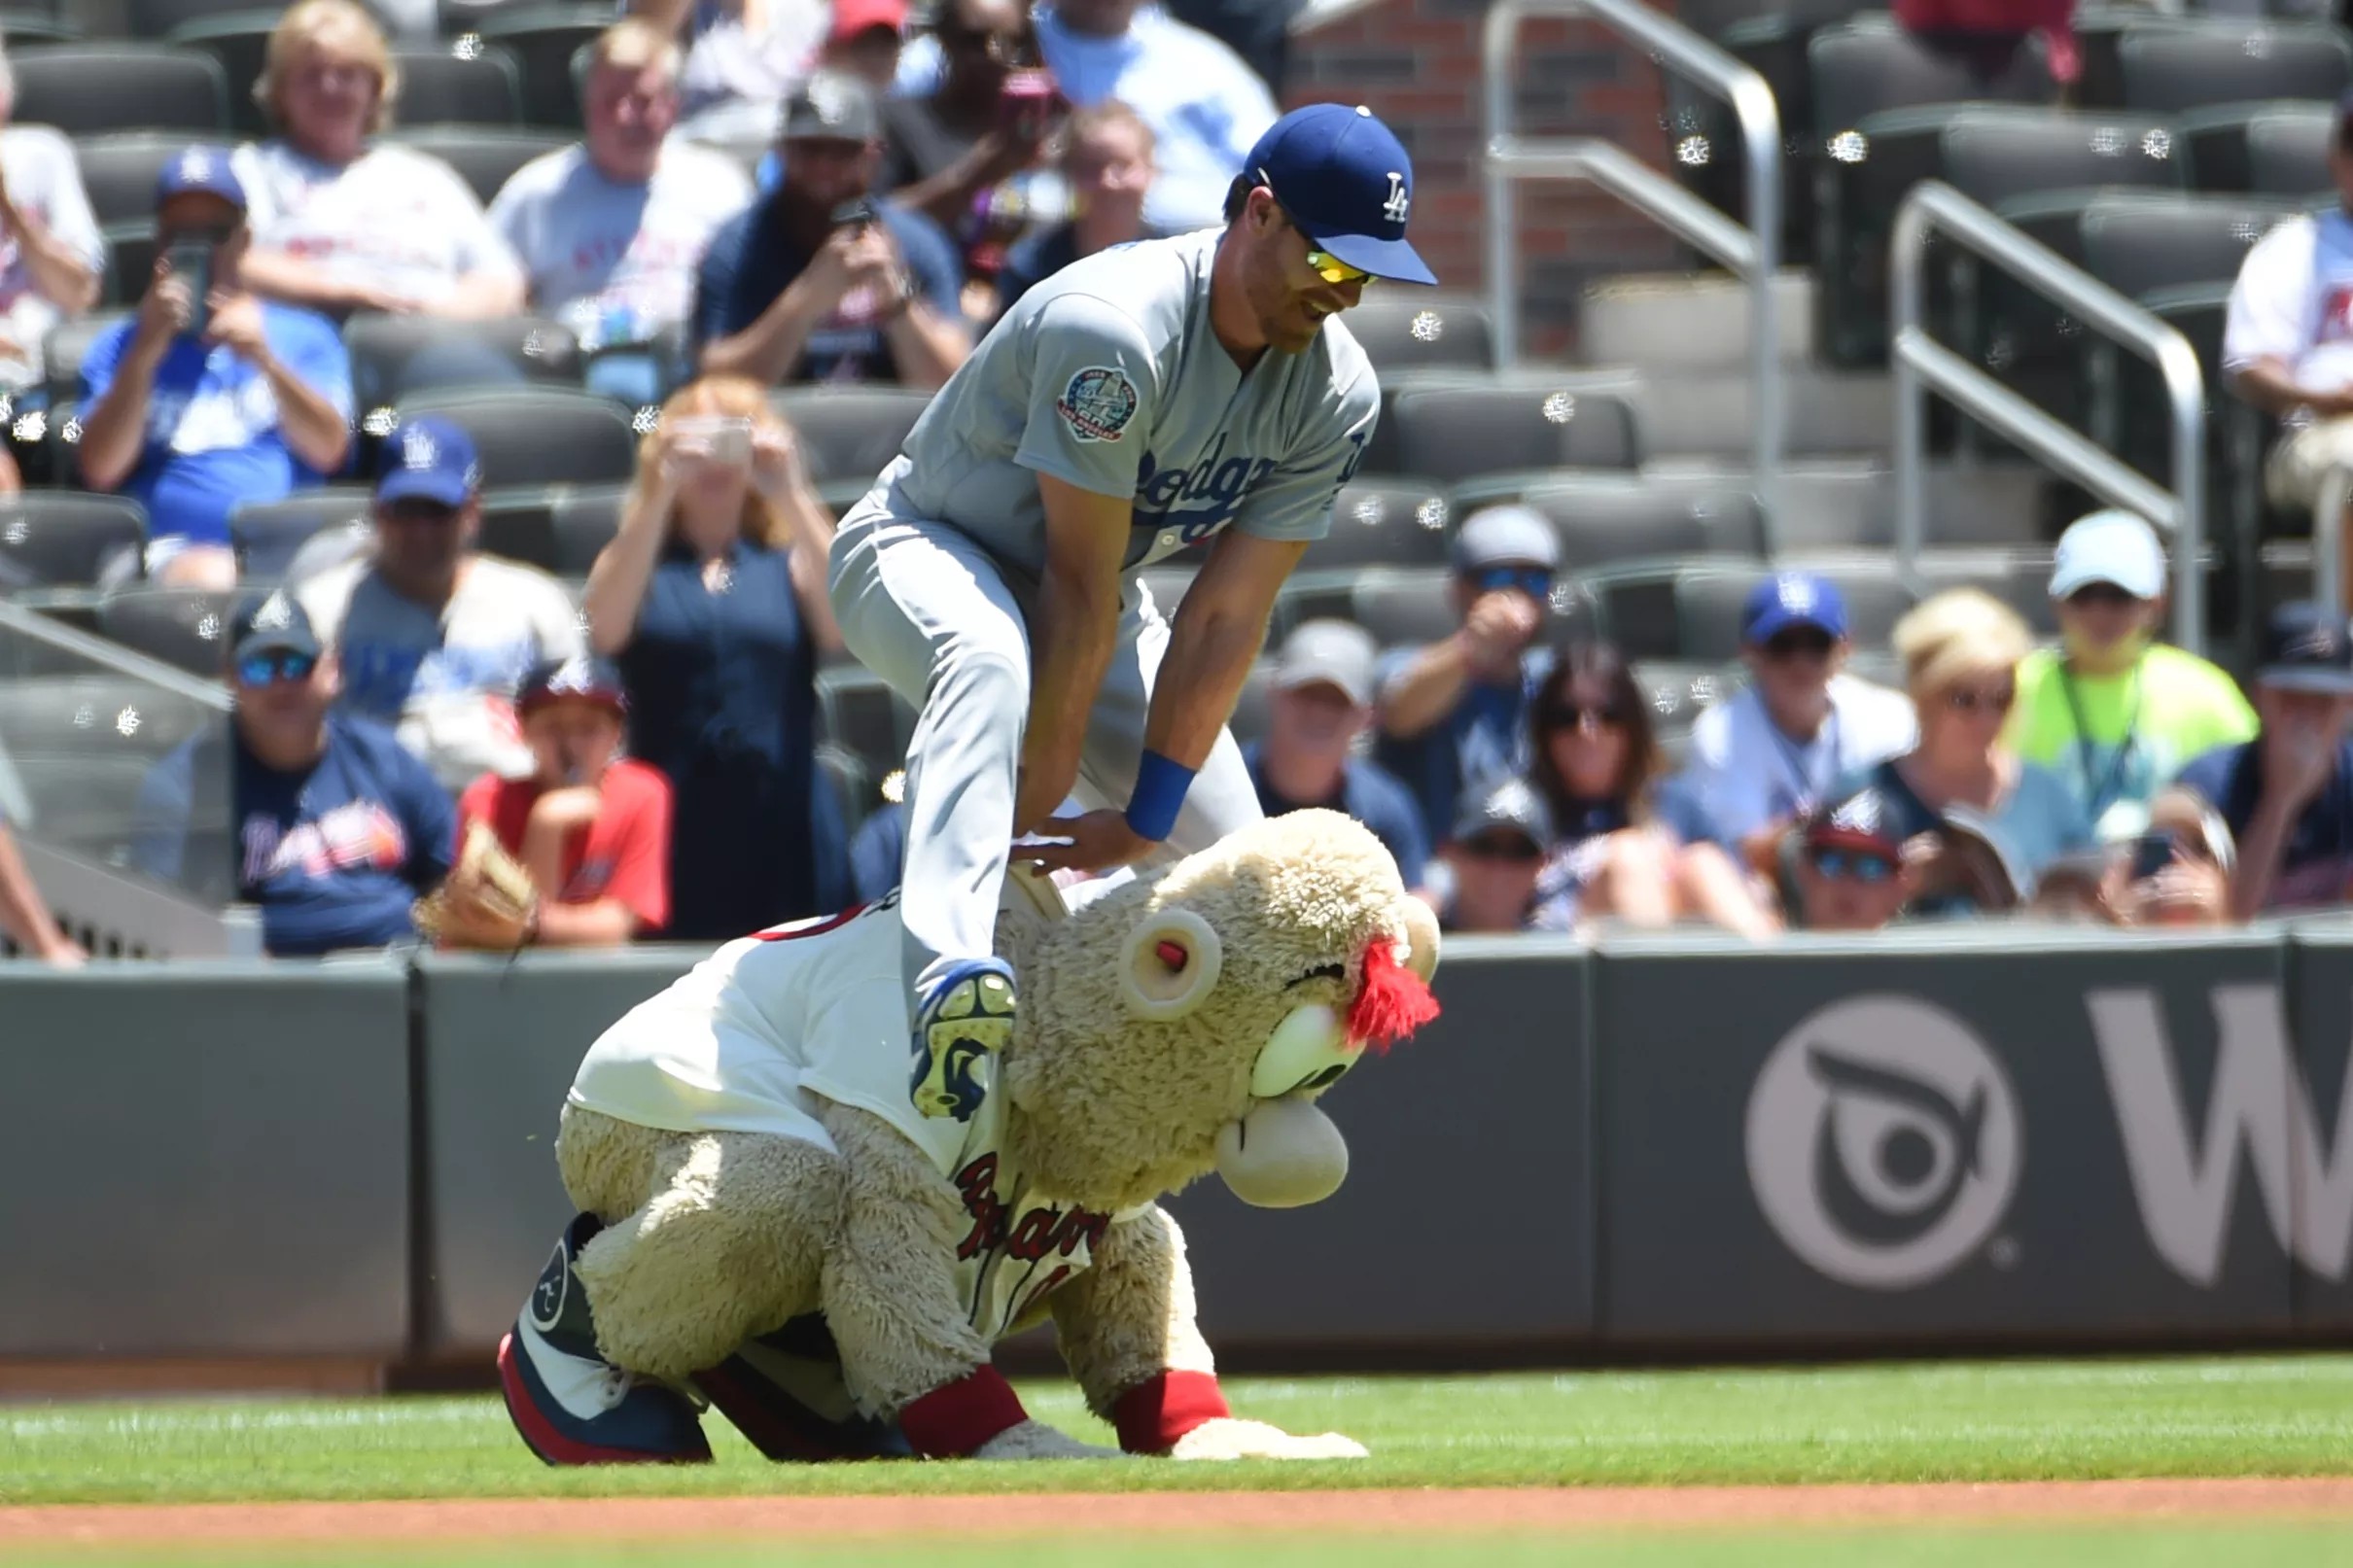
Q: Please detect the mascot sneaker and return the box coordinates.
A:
[499,1214,713,1466]
[909,958,1015,1122]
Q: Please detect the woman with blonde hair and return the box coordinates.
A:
[1822,587,2095,916]
[233,0,524,323]
[583,375,847,937]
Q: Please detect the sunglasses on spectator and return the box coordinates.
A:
[1541,703,1628,731]
[1809,848,1896,884]
[382,498,462,525]
[1461,832,1543,863]
[237,649,316,687]
[1944,683,2016,714]
[2065,582,2146,610]
[1258,174,1376,287]
[1470,565,1553,601]
[1760,628,1837,661]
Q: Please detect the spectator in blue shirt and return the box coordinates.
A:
[694,71,969,389]
[2171,601,2353,920]
[131,590,455,957]
[1244,619,1428,892]
[1374,505,1560,848]
[76,146,353,591]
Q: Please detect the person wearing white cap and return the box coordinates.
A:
[1375,504,1561,848]
[2007,509,2255,841]
[1243,619,1428,892]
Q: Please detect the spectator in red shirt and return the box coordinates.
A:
[1893,0,2076,88]
[454,655,672,945]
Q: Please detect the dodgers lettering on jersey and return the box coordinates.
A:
[568,889,1139,1343]
[860,229,1379,578]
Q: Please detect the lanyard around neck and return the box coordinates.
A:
[2056,655,2143,819]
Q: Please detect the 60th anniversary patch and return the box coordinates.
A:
[1056,366,1140,443]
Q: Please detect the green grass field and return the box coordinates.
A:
[6,1355,2353,1565]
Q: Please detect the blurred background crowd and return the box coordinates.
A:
[7,0,2353,963]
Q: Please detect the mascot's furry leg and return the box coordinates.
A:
[498,1106,843,1465]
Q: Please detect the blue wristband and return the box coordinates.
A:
[1123,749,1197,843]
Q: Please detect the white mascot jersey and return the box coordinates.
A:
[569,883,1141,1342]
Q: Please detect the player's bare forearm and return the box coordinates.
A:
[1024,473,1133,819]
[1145,533,1307,764]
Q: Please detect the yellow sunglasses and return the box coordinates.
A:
[1260,173,1377,287]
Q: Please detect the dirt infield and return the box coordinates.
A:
[6,1479,2353,1546]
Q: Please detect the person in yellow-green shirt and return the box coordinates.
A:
[2007,509,2258,841]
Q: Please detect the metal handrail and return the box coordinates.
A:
[1482,0,1785,536]
[2318,468,2347,622]
[0,597,233,709]
[1891,181,2206,653]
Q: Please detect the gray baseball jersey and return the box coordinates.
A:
[864,229,1380,575]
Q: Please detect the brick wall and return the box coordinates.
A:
[1285,0,1685,355]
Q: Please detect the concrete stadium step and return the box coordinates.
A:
[1579,268,1817,371]
[1614,366,1896,462]
[1639,458,2055,552]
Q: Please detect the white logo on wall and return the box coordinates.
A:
[1382,172,1410,225]
[1745,995,2022,1290]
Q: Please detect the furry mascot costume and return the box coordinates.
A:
[499,809,1441,1463]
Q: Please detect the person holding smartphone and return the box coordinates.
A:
[77,147,352,590]
[448,656,674,948]
[693,71,969,389]
[582,374,849,939]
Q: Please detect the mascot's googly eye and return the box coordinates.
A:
[1117,907,1224,1021]
[1249,1002,1358,1099]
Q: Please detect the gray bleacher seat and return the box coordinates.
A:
[1501,475,1765,573]
[1671,561,1918,664]
[475,4,607,128]
[1676,0,1869,41]
[0,492,146,590]
[1301,480,1451,574]
[164,9,279,137]
[1337,294,1494,375]
[2246,103,2335,197]
[2117,20,2353,114]
[230,489,372,579]
[381,124,570,206]
[1228,658,1273,748]
[97,585,236,678]
[815,743,870,832]
[2077,193,2301,301]
[815,665,913,787]
[769,385,930,501]
[392,39,526,126]
[100,220,157,308]
[72,131,190,228]
[1809,16,2053,137]
[476,482,625,575]
[2178,99,2331,193]
[1373,378,1640,483]
[395,385,637,488]
[127,0,263,34]
[13,45,228,134]
[345,313,581,417]
[1920,549,2062,634]
[1349,570,1457,650]
[43,310,131,404]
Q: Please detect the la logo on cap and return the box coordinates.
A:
[1776,573,1816,612]
[252,591,293,631]
[178,149,212,180]
[1383,172,1409,224]
[401,425,439,470]
[807,75,848,123]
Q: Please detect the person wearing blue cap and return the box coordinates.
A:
[296,414,585,794]
[827,99,1431,1123]
[1683,569,1915,873]
[2227,87,2353,608]
[78,144,353,591]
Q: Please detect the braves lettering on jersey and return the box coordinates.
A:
[862,229,1379,577]
[567,890,1141,1342]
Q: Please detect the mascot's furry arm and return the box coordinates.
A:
[1049,1205,1367,1461]
[813,1101,1114,1460]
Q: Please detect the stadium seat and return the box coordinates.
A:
[100,221,157,309]
[1227,657,1273,748]
[1300,480,1451,574]
[12,45,228,135]
[2077,193,2300,302]
[1373,378,1640,483]
[229,489,371,579]
[1337,294,1494,375]
[0,492,146,591]
[395,385,637,489]
[1671,561,1917,664]
[2116,20,2353,114]
[2177,99,2328,194]
[816,665,914,786]
[163,9,279,138]
[1349,570,1457,650]
[126,0,268,34]
[344,313,581,420]
[72,131,192,228]
[1809,17,2053,140]
[1920,548,2061,633]
[1503,475,1765,574]
[42,310,130,404]
[380,125,570,206]
[97,584,237,678]
[476,481,624,575]
[474,4,607,129]
[391,39,525,127]
[0,14,80,44]
[815,742,871,832]
[2246,102,2334,198]
[769,384,931,501]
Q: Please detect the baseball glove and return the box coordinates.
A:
[414,821,539,948]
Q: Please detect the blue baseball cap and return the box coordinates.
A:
[375,415,481,507]
[155,144,245,214]
[1242,103,1435,286]
[1741,571,1849,644]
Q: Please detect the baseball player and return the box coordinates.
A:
[828,102,1433,1124]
